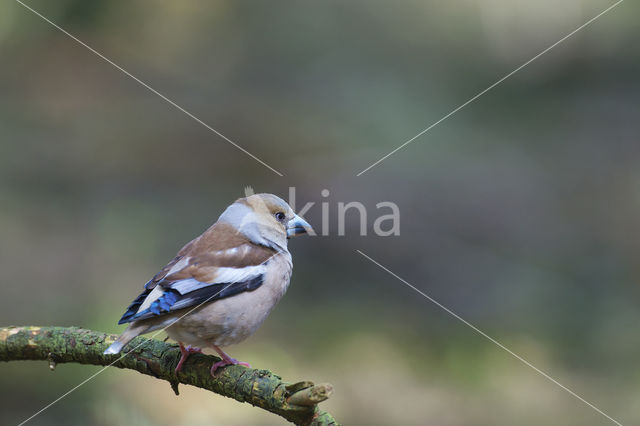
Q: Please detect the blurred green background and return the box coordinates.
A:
[1,0,639,424]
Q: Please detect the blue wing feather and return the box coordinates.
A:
[117,280,154,324]
[118,275,264,324]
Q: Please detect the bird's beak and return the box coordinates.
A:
[287,215,313,238]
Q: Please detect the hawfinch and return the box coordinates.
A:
[104,193,312,375]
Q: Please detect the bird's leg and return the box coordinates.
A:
[175,342,202,374]
[210,345,251,376]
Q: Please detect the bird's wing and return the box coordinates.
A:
[117,223,277,324]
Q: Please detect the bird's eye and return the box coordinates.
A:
[275,212,286,222]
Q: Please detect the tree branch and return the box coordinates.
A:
[0,326,339,426]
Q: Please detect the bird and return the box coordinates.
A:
[103,193,312,376]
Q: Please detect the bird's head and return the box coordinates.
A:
[218,193,313,251]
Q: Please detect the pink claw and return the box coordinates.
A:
[210,345,251,376]
[210,358,251,375]
[175,343,202,374]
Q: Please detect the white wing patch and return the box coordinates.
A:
[170,264,266,294]
[136,286,165,314]
[133,249,269,313]
[220,245,252,257]
[134,256,190,314]
[213,264,266,283]
[166,256,190,276]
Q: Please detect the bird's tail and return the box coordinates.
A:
[104,324,149,355]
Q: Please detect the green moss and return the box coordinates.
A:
[0,326,339,426]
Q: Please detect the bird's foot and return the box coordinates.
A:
[210,358,251,375]
[175,343,202,374]
[210,345,250,376]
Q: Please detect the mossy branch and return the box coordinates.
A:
[0,326,339,426]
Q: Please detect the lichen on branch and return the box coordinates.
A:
[0,326,338,426]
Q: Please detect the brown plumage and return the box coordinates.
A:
[104,193,312,375]
[148,222,276,286]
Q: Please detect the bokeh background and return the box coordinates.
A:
[1,0,639,424]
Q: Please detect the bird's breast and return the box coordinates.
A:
[166,251,293,347]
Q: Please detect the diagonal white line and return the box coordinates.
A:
[356,0,624,176]
[356,249,623,426]
[17,281,237,426]
[15,0,284,177]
